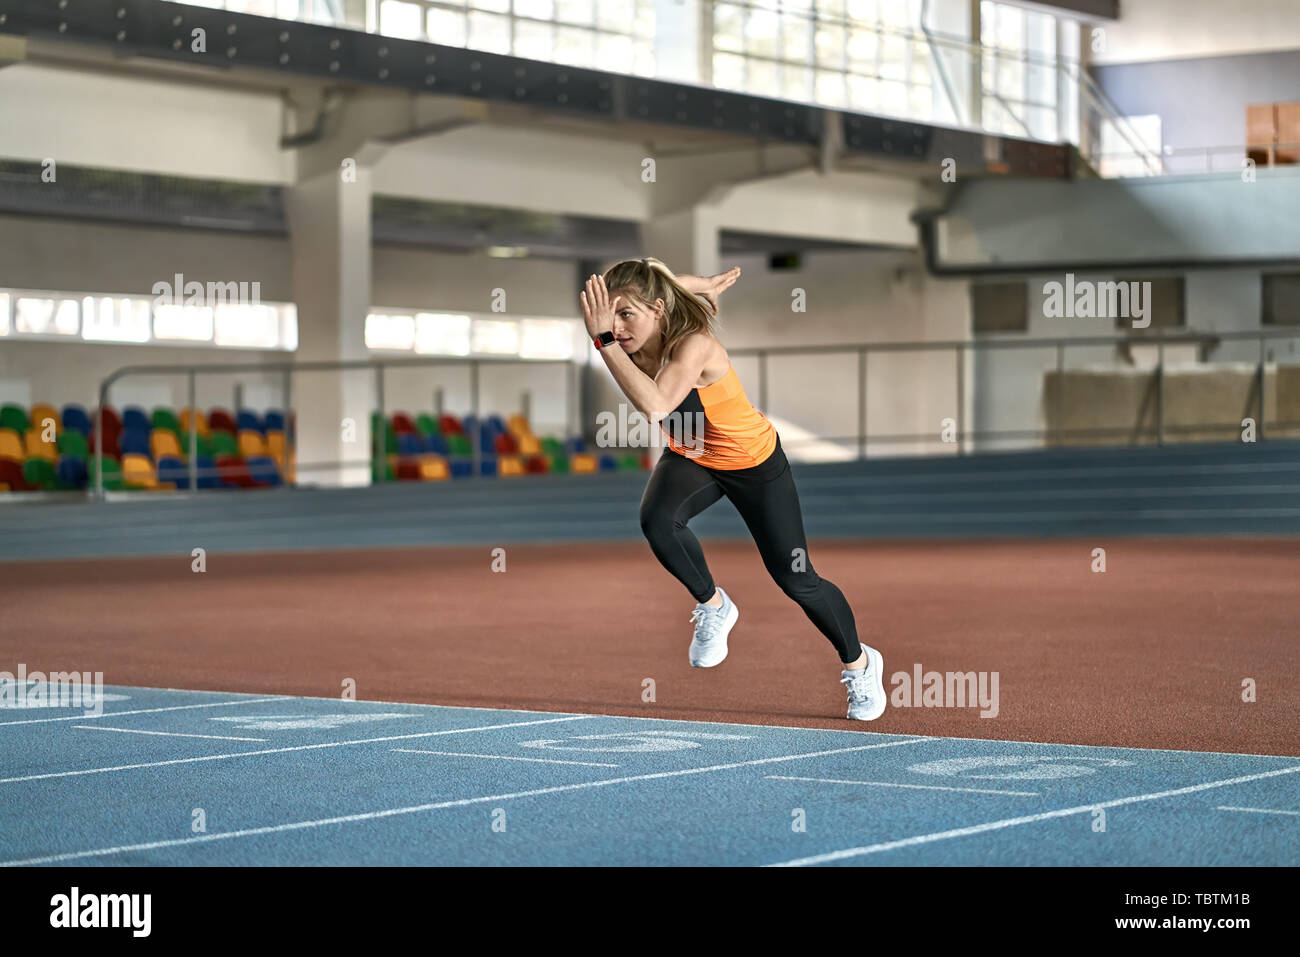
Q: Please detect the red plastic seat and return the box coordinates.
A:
[395,461,422,481]
[94,406,123,442]
[209,408,238,434]
[438,414,463,435]
[524,455,550,474]
[215,454,257,488]
[391,413,417,435]
[0,459,31,491]
[494,433,519,454]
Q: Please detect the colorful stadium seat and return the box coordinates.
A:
[209,408,237,433]
[0,459,30,491]
[119,430,151,457]
[23,429,57,462]
[0,429,24,462]
[156,456,190,490]
[29,403,60,432]
[493,433,519,455]
[570,453,598,474]
[263,410,287,432]
[88,455,125,491]
[179,407,210,438]
[438,414,463,435]
[391,413,417,434]
[121,406,151,434]
[0,405,28,433]
[150,429,184,460]
[61,405,92,435]
[415,414,441,436]
[246,456,281,487]
[56,456,89,490]
[216,455,257,488]
[120,453,159,489]
[418,455,450,481]
[517,434,542,455]
[152,408,182,438]
[497,454,525,477]
[525,455,551,474]
[209,430,239,458]
[238,429,268,458]
[56,430,89,460]
[236,410,263,433]
[95,406,123,438]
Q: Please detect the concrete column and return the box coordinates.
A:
[285,168,373,487]
[639,205,721,278]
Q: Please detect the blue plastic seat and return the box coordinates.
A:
[156,455,189,489]
[566,436,587,454]
[56,456,88,490]
[236,410,263,433]
[118,429,151,457]
[195,454,221,489]
[598,454,619,472]
[397,433,426,456]
[121,406,151,434]
[264,410,286,432]
[429,433,450,455]
[246,456,282,487]
[61,404,92,435]
[449,458,474,479]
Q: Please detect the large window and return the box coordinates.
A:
[712,0,933,118]
[367,309,579,360]
[979,0,1061,142]
[378,0,656,76]
[0,288,297,350]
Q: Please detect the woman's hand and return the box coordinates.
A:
[682,266,741,315]
[580,274,622,337]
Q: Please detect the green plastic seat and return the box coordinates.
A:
[541,436,564,457]
[210,430,239,457]
[416,413,441,437]
[0,405,28,433]
[56,430,89,459]
[194,432,215,458]
[548,453,569,474]
[22,457,57,490]
[448,434,472,456]
[372,459,395,483]
[89,456,126,491]
[152,408,182,438]
[618,454,641,471]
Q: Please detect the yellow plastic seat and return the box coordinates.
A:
[418,455,450,481]
[238,429,268,458]
[569,453,598,474]
[121,453,159,489]
[507,414,531,438]
[150,429,183,460]
[266,430,288,467]
[497,454,525,477]
[179,408,210,438]
[516,434,542,455]
[29,403,60,433]
[0,429,23,462]
[23,429,57,462]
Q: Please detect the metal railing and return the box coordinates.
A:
[92,355,576,498]
[88,326,1300,498]
[733,327,1300,458]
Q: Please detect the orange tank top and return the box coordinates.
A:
[659,364,778,470]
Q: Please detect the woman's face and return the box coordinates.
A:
[610,288,663,354]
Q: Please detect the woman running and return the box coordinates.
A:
[579,257,886,720]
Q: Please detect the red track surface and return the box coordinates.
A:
[3,539,1296,756]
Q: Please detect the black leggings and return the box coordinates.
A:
[638,438,862,663]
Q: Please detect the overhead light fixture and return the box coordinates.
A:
[486,246,530,258]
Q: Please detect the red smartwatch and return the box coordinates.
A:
[593,331,616,349]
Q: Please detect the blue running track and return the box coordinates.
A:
[2,685,1297,866]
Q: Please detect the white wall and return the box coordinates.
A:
[1090,0,1300,64]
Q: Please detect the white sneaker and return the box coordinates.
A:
[841,642,886,720]
[688,588,738,668]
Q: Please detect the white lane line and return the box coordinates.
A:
[73,726,267,743]
[61,682,1300,762]
[0,697,283,726]
[1216,805,1300,818]
[768,764,1300,867]
[0,715,591,785]
[393,749,619,768]
[0,737,928,866]
[766,775,1039,797]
